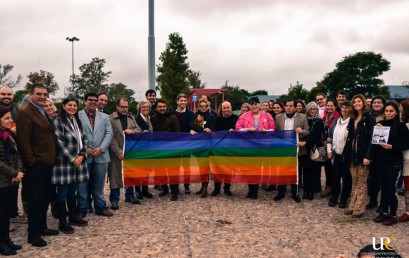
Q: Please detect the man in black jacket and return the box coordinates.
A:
[150,99,181,200]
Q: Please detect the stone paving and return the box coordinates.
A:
[10,184,408,258]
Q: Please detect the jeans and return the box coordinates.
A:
[56,184,77,203]
[109,188,120,203]
[78,161,108,215]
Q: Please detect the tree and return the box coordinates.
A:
[318,51,390,98]
[156,32,190,107]
[0,64,22,88]
[12,90,29,106]
[277,81,309,103]
[251,90,268,96]
[71,57,112,97]
[306,84,327,103]
[108,82,135,103]
[187,70,206,89]
[25,70,59,95]
[222,84,250,111]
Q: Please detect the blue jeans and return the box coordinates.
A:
[78,161,108,215]
[109,188,120,203]
[56,184,77,203]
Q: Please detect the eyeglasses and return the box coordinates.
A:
[199,105,208,108]
[35,93,48,96]
[87,99,98,102]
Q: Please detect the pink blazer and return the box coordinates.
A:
[235,111,275,131]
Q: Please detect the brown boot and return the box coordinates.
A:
[321,186,331,198]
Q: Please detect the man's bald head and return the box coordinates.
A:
[221,101,233,117]
[0,86,14,106]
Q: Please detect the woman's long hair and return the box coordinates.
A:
[58,96,83,131]
[350,94,369,120]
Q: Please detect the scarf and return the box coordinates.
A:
[0,129,16,163]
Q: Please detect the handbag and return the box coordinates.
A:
[310,146,327,162]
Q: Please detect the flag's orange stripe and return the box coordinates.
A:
[124,166,209,177]
[209,165,297,176]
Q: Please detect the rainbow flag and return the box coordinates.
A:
[210,131,298,185]
[124,132,210,186]
[123,131,298,186]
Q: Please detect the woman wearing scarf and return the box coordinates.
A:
[299,102,325,200]
[327,101,352,208]
[52,97,88,234]
[321,99,340,198]
[0,106,24,255]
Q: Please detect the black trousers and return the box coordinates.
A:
[377,160,402,216]
[9,184,19,218]
[331,153,352,203]
[25,162,52,237]
[303,163,321,195]
[323,159,333,187]
[368,159,380,204]
[214,182,231,191]
[0,186,13,243]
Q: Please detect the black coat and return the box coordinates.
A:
[345,111,376,166]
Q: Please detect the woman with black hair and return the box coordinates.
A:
[0,107,24,255]
[52,97,89,234]
[373,102,409,226]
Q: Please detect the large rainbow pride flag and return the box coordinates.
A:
[123,131,297,186]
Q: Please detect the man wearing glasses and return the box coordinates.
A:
[16,84,58,247]
[108,98,141,210]
[78,93,113,217]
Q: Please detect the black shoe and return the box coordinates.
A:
[366,202,378,210]
[302,192,308,199]
[59,221,74,234]
[159,190,169,197]
[28,235,47,247]
[273,194,285,201]
[338,201,347,209]
[184,186,191,195]
[125,196,141,205]
[69,216,88,227]
[292,195,301,203]
[251,194,258,200]
[110,202,119,210]
[246,192,252,198]
[136,192,143,199]
[4,239,22,250]
[41,228,59,236]
[224,190,233,196]
[211,190,220,196]
[308,192,314,200]
[142,192,153,198]
[170,194,178,201]
[328,199,337,207]
[0,242,17,255]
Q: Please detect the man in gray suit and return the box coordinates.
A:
[273,99,309,203]
[78,93,113,217]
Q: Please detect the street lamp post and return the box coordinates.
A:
[66,36,79,96]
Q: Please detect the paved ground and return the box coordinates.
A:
[10,184,408,258]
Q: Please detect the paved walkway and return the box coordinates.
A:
[10,184,408,257]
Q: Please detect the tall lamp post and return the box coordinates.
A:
[66,36,79,96]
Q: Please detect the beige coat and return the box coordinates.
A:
[108,112,141,189]
[274,112,310,156]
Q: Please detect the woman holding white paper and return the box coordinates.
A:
[372,102,409,226]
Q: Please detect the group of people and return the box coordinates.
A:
[1,84,409,256]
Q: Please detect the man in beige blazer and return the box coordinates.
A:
[273,99,309,203]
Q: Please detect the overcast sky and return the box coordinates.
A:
[1,0,408,100]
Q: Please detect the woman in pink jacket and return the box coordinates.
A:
[235,97,275,199]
